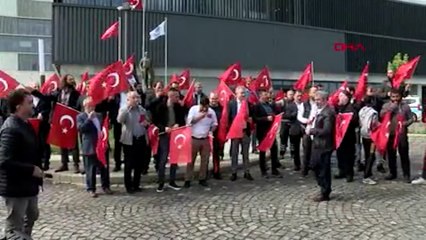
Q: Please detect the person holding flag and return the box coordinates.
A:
[209,92,224,179]
[253,89,282,178]
[380,88,415,183]
[334,90,359,183]
[117,91,149,194]
[77,97,112,197]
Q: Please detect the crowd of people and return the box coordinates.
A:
[0,72,424,239]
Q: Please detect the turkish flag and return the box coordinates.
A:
[215,80,234,107]
[40,74,60,94]
[334,112,353,149]
[219,63,241,85]
[96,116,109,167]
[169,69,190,90]
[226,100,248,139]
[275,90,286,101]
[353,63,369,102]
[123,55,137,85]
[257,113,283,151]
[370,112,392,156]
[0,70,20,98]
[254,67,272,90]
[28,118,41,135]
[182,80,195,107]
[76,71,89,95]
[101,21,119,40]
[148,124,159,155]
[47,103,79,149]
[328,81,348,107]
[392,56,421,89]
[169,126,192,164]
[293,64,312,91]
[217,103,229,144]
[128,0,143,10]
[88,61,128,105]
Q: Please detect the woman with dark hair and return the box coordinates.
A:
[28,74,82,173]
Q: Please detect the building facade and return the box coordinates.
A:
[28,0,426,100]
[0,0,54,83]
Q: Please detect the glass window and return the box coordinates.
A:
[0,36,52,53]
[18,54,53,71]
[0,17,51,36]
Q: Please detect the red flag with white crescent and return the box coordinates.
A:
[40,74,60,94]
[215,80,234,107]
[169,126,192,164]
[0,70,20,98]
[169,69,191,90]
[148,124,159,155]
[28,118,41,136]
[328,81,348,107]
[353,63,369,102]
[128,0,143,10]
[100,21,119,40]
[219,63,241,86]
[334,112,353,149]
[257,113,283,151]
[76,71,89,95]
[254,67,271,90]
[88,61,128,105]
[226,100,248,140]
[47,103,79,149]
[96,116,109,167]
[370,112,392,156]
[293,63,312,91]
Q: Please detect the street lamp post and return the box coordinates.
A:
[117,2,131,61]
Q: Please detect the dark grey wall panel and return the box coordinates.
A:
[346,34,426,75]
[166,14,345,72]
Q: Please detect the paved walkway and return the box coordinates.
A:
[0,136,425,239]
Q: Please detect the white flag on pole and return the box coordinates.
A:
[149,20,166,40]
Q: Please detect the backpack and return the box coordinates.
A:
[359,106,378,139]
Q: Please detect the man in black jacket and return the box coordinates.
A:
[334,90,359,182]
[148,88,185,192]
[254,90,282,178]
[209,92,223,179]
[0,89,43,238]
[288,90,304,171]
[307,91,335,202]
[30,74,81,173]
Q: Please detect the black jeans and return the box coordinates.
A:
[60,138,80,165]
[122,137,148,191]
[39,121,51,168]
[290,134,302,168]
[314,150,332,198]
[113,122,122,168]
[336,140,356,178]
[302,134,312,172]
[362,138,376,178]
[280,122,290,153]
[83,154,110,192]
[387,134,410,178]
[258,139,279,174]
[157,135,177,184]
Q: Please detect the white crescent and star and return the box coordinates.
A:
[231,69,239,81]
[152,126,159,136]
[261,75,269,87]
[179,76,187,87]
[108,73,120,88]
[0,78,9,92]
[174,134,186,149]
[125,63,134,76]
[101,127,108,141]
[50,81,58,92]
[59,115,75,134]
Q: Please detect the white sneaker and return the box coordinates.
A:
[411,177,426,185]
[363,177,377,185]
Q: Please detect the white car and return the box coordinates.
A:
[402,96,422,121]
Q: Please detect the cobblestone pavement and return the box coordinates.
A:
[0,136,425,240]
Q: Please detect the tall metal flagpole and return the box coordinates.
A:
[118,16,122,61]
[311,61,314,87]
[164,17,168,85]
[142,0,146,55]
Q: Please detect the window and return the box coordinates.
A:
[0,17,51,36]
[0,36,52,53]
[18,54,53,71]
[59,0,123,6]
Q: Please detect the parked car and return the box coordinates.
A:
[402,96,422,121]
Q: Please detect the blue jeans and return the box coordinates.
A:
[157,135,177,184]
[83,154,110,192]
